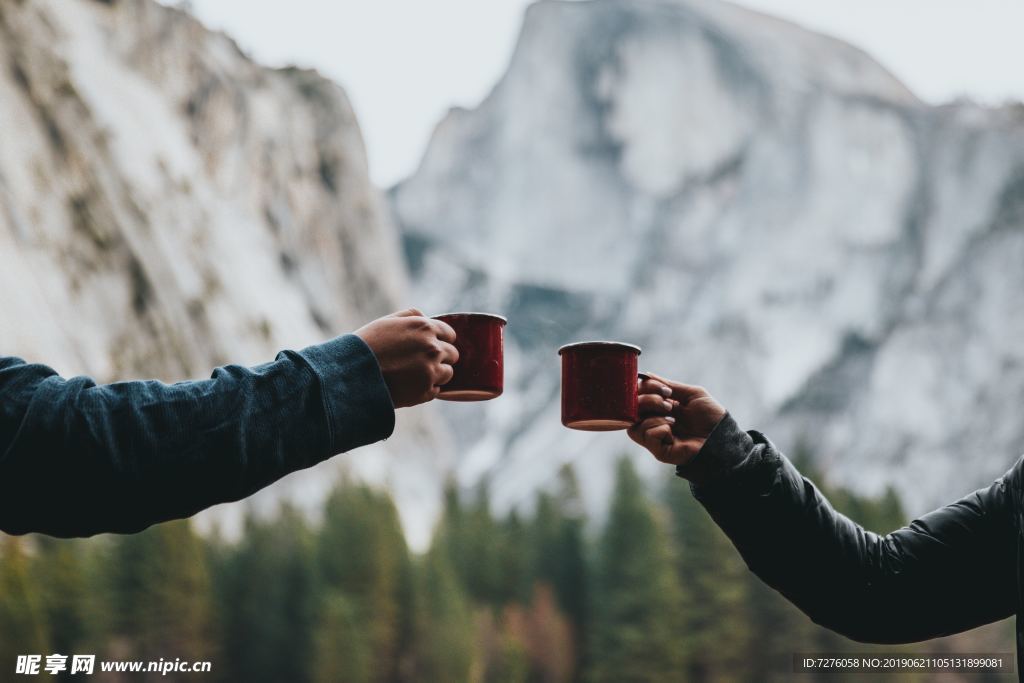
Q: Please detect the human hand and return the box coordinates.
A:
[354,309,458,408]
[627,373,727,468]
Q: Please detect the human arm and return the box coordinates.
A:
[630,375,1018,642]
[0,309,457,537]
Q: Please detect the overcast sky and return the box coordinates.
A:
[183,0,1024,187]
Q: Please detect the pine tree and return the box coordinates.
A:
[438,480,467,578]
[532,492,562,586]
[32,536,88,681]
[317,480,410,683]
[487,634,529,683]
[215,505,319,683]
[587,457,685,682]
[743,571,816,682]
[510,583,576,683]
[497,510,532,606]
[411,543,474,682]
[475,608,530,683]
[459,482,506,605]
[527,465,588,678]
[664,479,750,682]
[436,480,508,606]
[106,520,213,672]
[312,591,372,683]
[0,536,50,670]
[551,464,588,633]
[859,486,905,536]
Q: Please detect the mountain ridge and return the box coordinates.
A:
[391,0,1024,520]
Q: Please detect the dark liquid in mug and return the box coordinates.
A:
[434,313,505,401]
[560,342,640,431]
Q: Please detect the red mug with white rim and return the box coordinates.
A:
[559,341,642,430]
[432,312,507,401]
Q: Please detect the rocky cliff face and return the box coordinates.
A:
[5,0,1022,538]
[0,0,449,547]
[392,0,1024,518]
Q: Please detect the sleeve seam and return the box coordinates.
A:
[290,350,338,453]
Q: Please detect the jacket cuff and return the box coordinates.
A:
[675,412,755,486]
[297,334,395,453]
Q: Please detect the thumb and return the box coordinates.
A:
[390,307,425,318]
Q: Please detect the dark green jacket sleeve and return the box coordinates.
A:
[680,414,1018,642]
[0,334,394,537]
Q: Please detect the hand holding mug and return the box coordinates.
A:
[627,373,727,468]
[355,309,459,408]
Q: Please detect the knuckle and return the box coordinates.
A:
[417,335,438,353]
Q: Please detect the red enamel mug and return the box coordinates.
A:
[559,341,642,431]
[432,312,507,401]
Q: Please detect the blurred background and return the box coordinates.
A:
[1,0,1022,680]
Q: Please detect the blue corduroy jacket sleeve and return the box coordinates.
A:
[0,334,395,537]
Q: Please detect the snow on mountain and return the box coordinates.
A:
[4,0,1022,540]
[391,0,1024,520]
[0,0,451,549]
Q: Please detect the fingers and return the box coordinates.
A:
[638,376,673,398]
[430,318,457,343]
[634,413,675,430]
[423,339,458,364]
[645,424,675,453]
[434,363,454,387]
[391,308,424,318]
[638,393,675,416]
[435,340,459,365]
[415,377,445,406]
[627,415,674,446]
[627,415,708,466]
[627,419,652,446]
[628,417,676,463]
[640,371,708,404]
